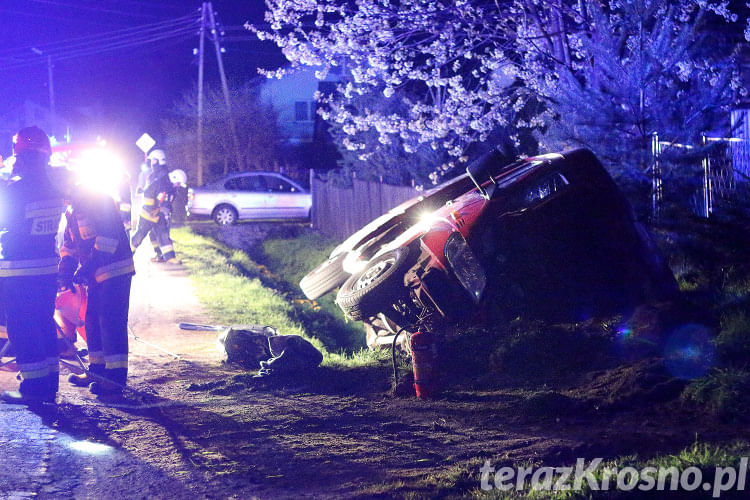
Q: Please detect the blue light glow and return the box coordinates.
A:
[663,324,716,379]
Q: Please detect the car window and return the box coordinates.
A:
[244,175,266,192]
[522,172,570,206]
[263,176,296,193]
[226,175,266,192]
[225,177,243,191]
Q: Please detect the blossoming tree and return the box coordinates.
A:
[254,0,745,183]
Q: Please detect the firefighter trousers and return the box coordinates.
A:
[132,216,175,260]
[85,274,132,385]
[0,274,59,395]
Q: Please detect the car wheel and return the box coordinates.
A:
[213,205,238,225]
[299,252,350,300]
[336,246,414,321]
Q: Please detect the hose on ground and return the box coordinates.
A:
[392,327,407,387]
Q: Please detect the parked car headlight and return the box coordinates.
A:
[444,232,486,303]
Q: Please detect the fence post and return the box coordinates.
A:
[309,168,316,229]
[701,134,711,218]
[651,132,663,219]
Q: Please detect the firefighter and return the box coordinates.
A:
[168,168,188,220]
[131,149,179,263]
[59,180,135,396]
[0,126,67,404]
[149,169,186,262]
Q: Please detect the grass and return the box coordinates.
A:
[714,311,750,366]
[261,229,366,350]
[681,368,750,420]
[170,226,374,370]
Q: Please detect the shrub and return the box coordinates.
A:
[681,368,750,420]
[714,312,750,367]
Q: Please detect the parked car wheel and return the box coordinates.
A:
[213,204,238,225]
[299,252,350,300]
[337,246,414,321]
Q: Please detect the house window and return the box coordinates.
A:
[295,101,310,121]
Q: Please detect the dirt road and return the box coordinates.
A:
[0,248,747,499]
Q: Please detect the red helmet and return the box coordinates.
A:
[13,126,51,156]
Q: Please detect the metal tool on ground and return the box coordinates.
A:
[178,322,228,331]
[0,326,13,369]
[56,326,154,399]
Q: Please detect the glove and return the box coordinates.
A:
[73,261,96,286]
[57,275,76,293]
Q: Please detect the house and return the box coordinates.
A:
[259,65,342,145]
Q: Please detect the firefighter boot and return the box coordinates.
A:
[89,367,126,396]
[68,363,104,387]
[2,376,55,404]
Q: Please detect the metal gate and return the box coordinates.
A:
[650,132,750,218]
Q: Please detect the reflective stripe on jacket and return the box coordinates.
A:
[0,257,59,277]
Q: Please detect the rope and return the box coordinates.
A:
[391,327,407,387]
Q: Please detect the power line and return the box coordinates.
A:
[0,24,198,71]
[109,0,188,11]
[25,0,166,20]
[0,8,128,28]
[0,14,198,60]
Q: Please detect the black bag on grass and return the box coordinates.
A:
[218,325,278,369]
[257,335,323,376]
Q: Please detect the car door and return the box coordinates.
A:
[260,175,311,218]
[226,174,266,219]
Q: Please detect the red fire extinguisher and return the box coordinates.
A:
[410,330,439,398]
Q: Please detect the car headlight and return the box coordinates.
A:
[444,232,486,303]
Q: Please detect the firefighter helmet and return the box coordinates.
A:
[147,149,167,166]
[168,169,187,187]
[13,126,51,156]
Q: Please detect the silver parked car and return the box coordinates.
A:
[187,172,312,225]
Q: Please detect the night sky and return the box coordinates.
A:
[0,0,285,155]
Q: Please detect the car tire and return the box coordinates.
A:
[299,252,350,300]
[213,204,238,225]
[336,246,414,321]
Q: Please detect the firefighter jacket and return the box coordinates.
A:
[59,186,135,285]
[0,169,66,278]
[139,167,174,223]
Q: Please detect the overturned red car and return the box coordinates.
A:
[329,148,677,334]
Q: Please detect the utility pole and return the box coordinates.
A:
[196,3,207,186]
[206,3,244,171]
[46,55,55,121]
[31,48,55,133]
